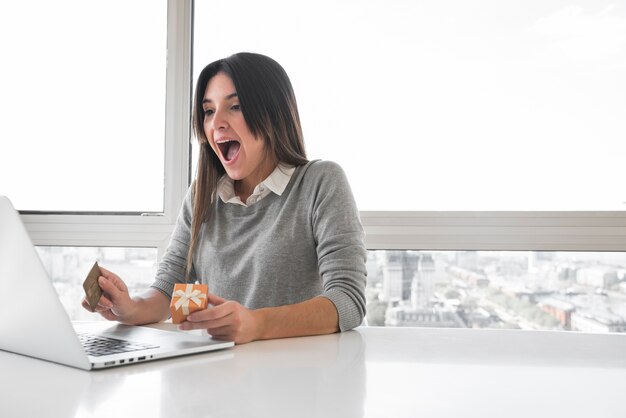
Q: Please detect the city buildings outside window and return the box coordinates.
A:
[38,246,626,335]
[366,250,626,333]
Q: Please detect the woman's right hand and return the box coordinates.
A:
[81,266,138,323]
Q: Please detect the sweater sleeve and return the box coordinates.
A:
[310,161,367,331]
[150,186,194,298]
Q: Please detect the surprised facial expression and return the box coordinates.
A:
[202,72,274,190]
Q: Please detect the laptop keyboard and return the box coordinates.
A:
[77,332,159,357]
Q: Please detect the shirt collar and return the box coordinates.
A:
[216,163,295,204]
[262,163,295,196]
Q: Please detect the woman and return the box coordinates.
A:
[82,52,366,344]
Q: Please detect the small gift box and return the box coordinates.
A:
[170,283,208,324]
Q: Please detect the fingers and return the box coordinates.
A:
[98,276,126,302]
[80,266,129,322]
[178,293,227,327]
[81,295,118,321]
[98,267,128,293]
[81,295,112,312]
[187,300,233,322]
[180,319,232,334]
[180,302,235,330]
[81,297,93,312]
[207,292,227,306]
[181,301,251,342]
[97,265,115,279]
[178,298,257,344]
[100,309,121,322]
[205,325,232,340]
[80,266,129,307]
[95,295,113,311]
[184,312,233,331]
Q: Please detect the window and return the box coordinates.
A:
[193,0,626,333]
[367,250,626,333]
[192,0,626,254]
[0,0,168,213]
[6,2,625,318]
[11,1,192,256]
[193,0,626,211]
[37,246,158,321]
[5,1,193,314]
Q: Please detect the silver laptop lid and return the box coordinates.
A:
[0,196,90,370]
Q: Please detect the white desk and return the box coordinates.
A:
[1,326,625,418]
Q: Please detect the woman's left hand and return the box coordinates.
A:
[179,293,263,344]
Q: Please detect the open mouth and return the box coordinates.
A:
[216,139,241,162]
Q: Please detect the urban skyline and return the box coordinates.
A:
[36,246,626,333]
[366,250,626,333]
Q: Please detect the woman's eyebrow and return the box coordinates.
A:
[202,92,238,104]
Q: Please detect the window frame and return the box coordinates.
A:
[20,0,626,257]
[362,211,626,252]
[21,0,193,258]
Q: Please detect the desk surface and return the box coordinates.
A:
[1,326,625,418]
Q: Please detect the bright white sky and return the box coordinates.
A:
[0,0,166,212]
[194,0,626,211]
[1,1,624,211]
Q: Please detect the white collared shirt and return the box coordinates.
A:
[216,163,296,207]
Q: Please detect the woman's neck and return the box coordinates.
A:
[234,159,278,203]
[234,180,254,203]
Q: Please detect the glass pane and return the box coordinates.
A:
[193,0,626,211]
[36,246,158,321]
[0,0,167,212]
[366,250,626,333]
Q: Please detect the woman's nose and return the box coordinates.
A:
[212,108,228,130]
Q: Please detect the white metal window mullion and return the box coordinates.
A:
[160,0,194,258]
[361,211,626,252]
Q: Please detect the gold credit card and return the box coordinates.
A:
[82,262,103,312]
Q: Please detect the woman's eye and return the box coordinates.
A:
[203,108,214,117]
[231,104,241,111]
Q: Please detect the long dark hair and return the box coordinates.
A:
[187,52,308,275]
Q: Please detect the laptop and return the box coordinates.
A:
[0,195,234,370]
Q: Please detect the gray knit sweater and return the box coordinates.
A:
[151,160,367,331]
